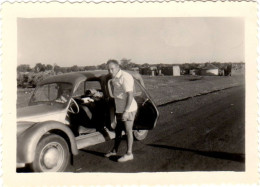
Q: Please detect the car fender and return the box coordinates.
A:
[17,120,78,164]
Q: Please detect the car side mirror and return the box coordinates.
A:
[107,80,114,98]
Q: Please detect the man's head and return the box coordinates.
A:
[107,59,120,78]
[61,89,71,98]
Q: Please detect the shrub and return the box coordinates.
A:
[17,71,56,88]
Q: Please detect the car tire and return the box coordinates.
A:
[133,130,148,141]
[30,134,70,172]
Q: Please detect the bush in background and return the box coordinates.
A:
[17,70,55,88]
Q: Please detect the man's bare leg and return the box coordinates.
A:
[124,120,134,154]
[105,121,123,157]
[117,120,134,162]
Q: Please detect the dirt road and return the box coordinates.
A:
[69,85,245,172]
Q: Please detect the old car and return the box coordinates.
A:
[17,70,159,172]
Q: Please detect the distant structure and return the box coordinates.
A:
[160,66,180,76]
[181,69,190,75]
[150,66,157,76]
[189,69,198,75]
[139,66,157,76]
[200,64,219,76]
[139,67,150,75]
[224,64,232,76]
[227,63,244,76]
[172,66,180,76]
[219,69,225,76]
[138,62,244,77]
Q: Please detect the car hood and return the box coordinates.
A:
[17,104,67,123]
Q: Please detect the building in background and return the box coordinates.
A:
[140,66,157,76]
[200,64,219,76]
[172,66,180,76]
[189,69,199,75]
[160,66,180,76]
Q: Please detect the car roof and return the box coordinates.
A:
[38,70,145,87]
[38,70,108,86]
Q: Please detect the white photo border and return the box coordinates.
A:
[0,1,258,186]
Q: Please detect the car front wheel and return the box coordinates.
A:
[133,130,148,141]
[30,134,70,172]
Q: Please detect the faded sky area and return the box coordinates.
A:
[17,18,244,67]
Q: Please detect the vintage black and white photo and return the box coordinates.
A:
[1,1,258,186]
[16,17,245,172]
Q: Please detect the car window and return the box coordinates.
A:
[84,81,103,99]
[85,81,101,90]
[73,81,84,97]
[73,81,102,97]
[31,83,72,103]
[134,81,148,103]
[134,81,144,97]
[33,83,58,102]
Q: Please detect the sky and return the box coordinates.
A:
[17,17,244,67]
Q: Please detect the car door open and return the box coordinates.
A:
[107,78,159,130]
[133,80,159,130]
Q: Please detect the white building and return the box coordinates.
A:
[172,66,180,76]
[200,64,219,76]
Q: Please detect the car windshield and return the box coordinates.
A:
[30,83,73,105]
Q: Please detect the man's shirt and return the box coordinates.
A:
[112,70,138,113]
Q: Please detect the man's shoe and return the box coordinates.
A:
[104,151,117,158]
[117,154,134,162]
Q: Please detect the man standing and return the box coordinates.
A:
[105,59,137,162]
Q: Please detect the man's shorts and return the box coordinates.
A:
[116,111,137,122]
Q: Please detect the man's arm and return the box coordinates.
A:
[122,91,133,121]
[124,91,134,112]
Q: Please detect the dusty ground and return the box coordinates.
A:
[142,75,244,105]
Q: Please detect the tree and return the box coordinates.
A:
[141,63,150,68]
[17,73,29,88]
[189,63,199,69]
[34,63,46,73]
[71,65,79,72]
[181,63,191,70]
[120,58,132,70]
[17,64,31,72]
[54,65,62,74]
[98,63,107,70]
[78,67,85,71]
[46,64,53,71]
[84,66,97,71]
[128,62,139,69]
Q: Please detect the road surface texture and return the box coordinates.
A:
[69,85,245,172]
